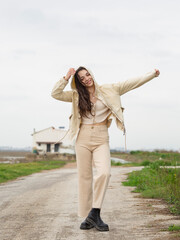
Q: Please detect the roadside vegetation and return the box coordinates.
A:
[0,160,66,184]
[122,160,180,215]
[168,225,180,231]
[111,150,180,166]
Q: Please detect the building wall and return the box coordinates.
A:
[32,127,73,154]
[33,142,61,154]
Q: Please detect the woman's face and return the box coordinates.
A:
[78,69,94,88]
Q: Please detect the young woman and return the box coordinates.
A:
[51,66,160,231]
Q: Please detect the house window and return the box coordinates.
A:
[38,143,41,146]
[55,143,60,152]
[47,144,51,152]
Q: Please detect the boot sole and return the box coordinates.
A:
[80,224,94,230]
[86,217,109,231]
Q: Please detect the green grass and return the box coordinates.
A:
[111,160,123,166]
[111,158,178,167]
[0,160,66,184]
[122,161,180,215]
[111,160,140,167]
[168,225,180,231]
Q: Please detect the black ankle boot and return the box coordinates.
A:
[80,219,94,230]
[86,208,109,231]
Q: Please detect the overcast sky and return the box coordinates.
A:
[0,0,180,151]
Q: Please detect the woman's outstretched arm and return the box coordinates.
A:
[51,68,76,102]
[112,69,160,96]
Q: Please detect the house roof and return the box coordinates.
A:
[32,127,68,143]
[31,126,55,135]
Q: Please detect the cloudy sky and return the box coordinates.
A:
[0,0,180,150]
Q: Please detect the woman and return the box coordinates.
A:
[51,66,160,231]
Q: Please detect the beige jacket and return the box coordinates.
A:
[51,68,158,150]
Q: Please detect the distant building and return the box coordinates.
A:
[31,127,74,154]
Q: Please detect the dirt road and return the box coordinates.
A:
[0,164,179,240]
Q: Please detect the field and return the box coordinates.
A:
[111,150,180,166]
[0,150,30,158]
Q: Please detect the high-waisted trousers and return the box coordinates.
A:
[75,124,111,217]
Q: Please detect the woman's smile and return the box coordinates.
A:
[86,79,93,85]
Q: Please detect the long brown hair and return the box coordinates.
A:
[74,66,94,118]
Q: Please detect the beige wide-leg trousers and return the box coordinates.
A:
[75,124,111,217]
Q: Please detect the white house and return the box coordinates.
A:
[31,127,75,154]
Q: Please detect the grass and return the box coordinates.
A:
[111,160,140,167]
[122,161,180,215]
[0,160,66,184]
[168,225,180,231]
[111,150,180,166]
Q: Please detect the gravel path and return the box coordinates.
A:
[0,164,179,240]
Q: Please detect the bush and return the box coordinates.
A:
[141,160,151,166]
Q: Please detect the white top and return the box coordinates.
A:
[81,99,111,124]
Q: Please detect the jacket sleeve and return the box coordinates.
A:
[51,77,73,102]
[112,69,157,96]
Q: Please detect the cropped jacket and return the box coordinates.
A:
[51,68,158,150]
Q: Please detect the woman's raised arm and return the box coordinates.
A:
[51,68,76,102]
[112,69,160,96]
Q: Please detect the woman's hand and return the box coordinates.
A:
[155,69,160,77]
[64,68,76,81]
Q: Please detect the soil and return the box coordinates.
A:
[0,163,179,240]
